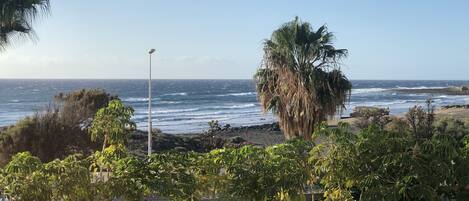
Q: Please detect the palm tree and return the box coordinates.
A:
[255,17,352,140]
[0,0,50,50]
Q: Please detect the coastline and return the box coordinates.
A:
[2,104,469,156]
[127,104,469,155]
[127,122,284,157]
[392,86,469,95]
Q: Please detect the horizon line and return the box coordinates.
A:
[1,78,469,81]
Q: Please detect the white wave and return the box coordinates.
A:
[158,101,182,104]
[168,109,260,117]
[381,100,409,106]
[213,103,257,109]
[395,86,447,90]
[155,108,199,114]
[144,104,258,116]
[433,99,443,103]
[216,92,256,97]
[229,103,256,108]
[405,93,427,97]
[349,100,411,107]
[160,115,229,122]
[352,88,387,94]
[123,97,172,103]
[163,92,187,96]
[122,97,148,102]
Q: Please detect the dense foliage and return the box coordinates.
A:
[311,107,469,201]
[0,89,114,165]
[255,17,351,140]
[1,102,314,200]
[0,141,314,201]
[2,117,468,200]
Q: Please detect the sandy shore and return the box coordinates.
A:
[435,105,469,122]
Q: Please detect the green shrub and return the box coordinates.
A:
[0,140,314,201]
[146,152,198,200]
[0,111,77,165]
[55,89,117,129]
[434,117,469,142]
[207,140,313,200]
[0,89,114,165]
[0,152,51,201]
[311,120,469,201]
[43,154,94,200]
[107,156,148,201]
[352,106,391,129]
[90,99,135,152]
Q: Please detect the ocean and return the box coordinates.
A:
[1,79,469,133]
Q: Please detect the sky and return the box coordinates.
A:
[1,0,469,80]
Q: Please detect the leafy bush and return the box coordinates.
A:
[0,108,94,165]
[187,140,311,200]
[0,139,315,201]
[90,99,135,152]
[434,117,469,142]
[311,120,469,200]
[352,106,391,129]
[42,155,94,200]
[1,121,468,201]
[106,156,148,201]
[0,89,114,165]
[0,111,66,165]
[55,89,117,129]
[0,152,51,201]
[146,152,198,200]
[204,120,222,136]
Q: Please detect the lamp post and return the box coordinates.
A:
[148,48,155,156]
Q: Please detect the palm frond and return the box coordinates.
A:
[0,0,50,50]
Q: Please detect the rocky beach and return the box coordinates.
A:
[127,103,469,156]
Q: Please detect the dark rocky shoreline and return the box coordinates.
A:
[128,123,284,157]
[0,122,283,158]
[441,104,469,109]
[7,102,469,157]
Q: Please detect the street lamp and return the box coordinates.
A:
[148,48,155,156]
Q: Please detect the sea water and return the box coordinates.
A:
[1,79,469,133]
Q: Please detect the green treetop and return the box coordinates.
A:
[90,99,135,152]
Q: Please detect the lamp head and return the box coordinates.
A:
[149,49,156,54]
